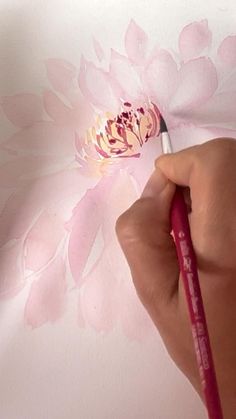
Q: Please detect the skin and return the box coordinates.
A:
[116,138,236,418]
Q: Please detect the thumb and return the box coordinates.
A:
[116,167,179,324]
[155,145,198,187]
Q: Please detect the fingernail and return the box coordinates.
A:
[141,167,168,198]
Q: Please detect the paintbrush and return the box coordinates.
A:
[159,115,223,419]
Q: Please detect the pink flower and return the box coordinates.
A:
[84,102,160,160]
[1,19,236,340]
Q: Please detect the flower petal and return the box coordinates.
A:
[184,91,236,128]
[79,249,118,332]
[2,94,43,128]
[24,210,66,272]
[2,121,75,156]
[0,169,85,247]
[0,240,25,299]
[24,256,67,327]
[168,124,219,152]
[126,135,163,191]
[78,56,118,112]
[166,125,236,157]
[45,58,77,95]
[169,57,218,113]
[109,49,143,102]
[217,70,236,94]
[101,170,138,243]
[0,156,59,188]
[179,20,212,62]
[93,38,105,62]
[43,90,94,135]
[118,279,154,341]
[43,90,75,124]
[67,176,113,285]
[143,48,178,108]
[217,36,236,68]
[125,19,148,65]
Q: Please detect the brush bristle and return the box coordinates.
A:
[159,115,168,133]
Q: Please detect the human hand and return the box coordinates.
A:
[116,138,236,418]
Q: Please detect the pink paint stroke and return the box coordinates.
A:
[25,256,67,328]
[67,176,114,286]
[93,38,105,62]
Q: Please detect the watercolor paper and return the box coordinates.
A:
[0,1,235,418]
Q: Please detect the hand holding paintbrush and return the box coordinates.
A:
[116,138,236,419]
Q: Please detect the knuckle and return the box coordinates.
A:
[135,279,173,321]
[136,284,158,311]
[116,202,140,242]
[116,198,154,245]
[115,210,132,241]
[192,138,236,186]
[201,138,236,165]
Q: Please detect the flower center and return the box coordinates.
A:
[91,102,161,160]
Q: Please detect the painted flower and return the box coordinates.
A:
[0,19,236,339]
[89,102,160,159]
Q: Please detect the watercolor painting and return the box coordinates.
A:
[0,18,236,339]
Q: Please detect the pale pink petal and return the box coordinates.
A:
[45,58,77,94]
[0,156,59,188]
[143,48,178,108]
[217,36,236,68]
[78,56,118,112]
[217,71,236,94]
[0,168,85,247]
[2,94,43,128]
[167,125,236,154]
[109,50,143,102]
[179,91,236,129]
[93,38,105,62]
[43,90,74,124]
[2,121,75,156]
[125,19,148,65]
[179,20,212,62]
[202,126,236,139]
[71,98,94,137]
[24,256,67,327]
[79,250,118,332]
[168,124,220,152]
[80,234,153,339]
[101,171,138,244]
[0,240,25,299]
[126,135,163,191]
[24,210,66,271]
[169,57,218,114]
[0,189,42,247]
[67,176,113,285]
[43,90,94,134]
[0,189,13,214]
[78,293,86,327]
[118,279,154,341]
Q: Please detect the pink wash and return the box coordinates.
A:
[0,19,236,338]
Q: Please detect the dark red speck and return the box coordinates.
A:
[109,139,116,144]
[124,102,131,107]
[122,112,129,119]
[117,126,124,136]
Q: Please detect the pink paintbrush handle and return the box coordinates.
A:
[171,187,223,419]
